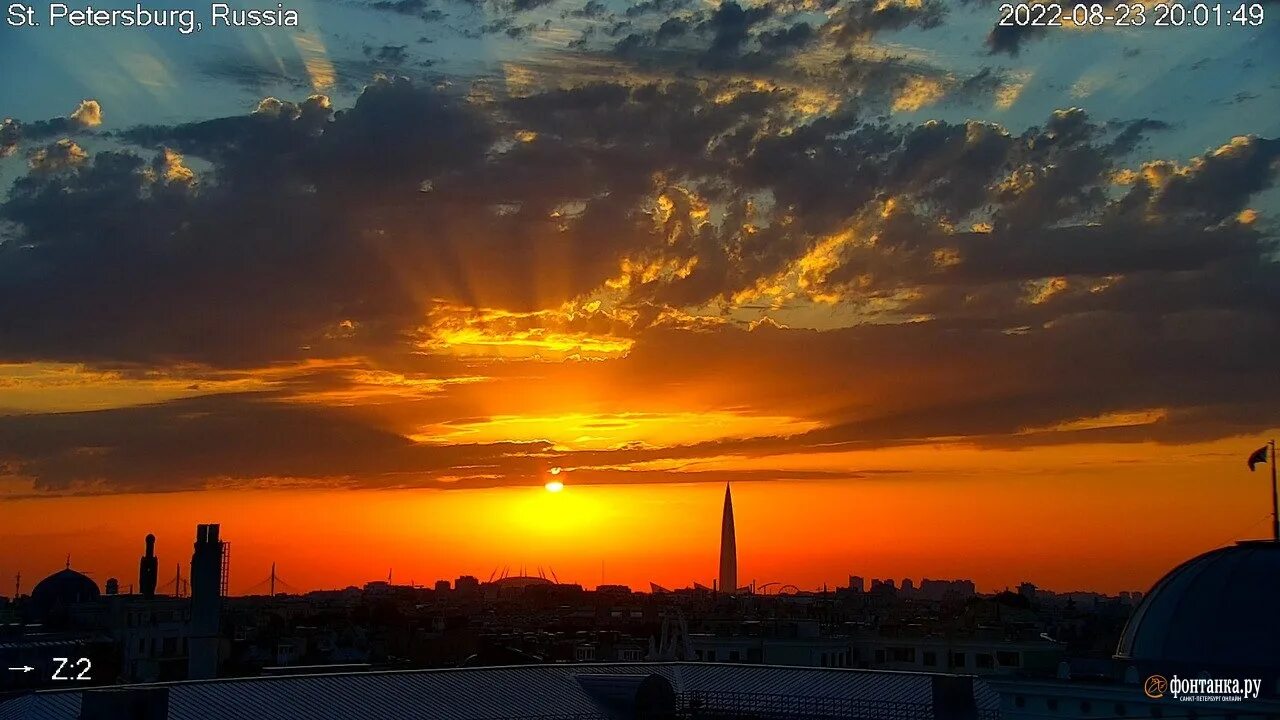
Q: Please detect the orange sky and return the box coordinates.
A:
[2,50,1278,607]
[4,435,1274,597]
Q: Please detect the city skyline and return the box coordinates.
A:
[6,474,1238,599]
[5,435,1279,595]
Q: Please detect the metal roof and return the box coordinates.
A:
[0,662,1000,720]
[1116,540,1280,671]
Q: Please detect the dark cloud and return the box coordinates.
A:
[0,393,552,494]
[604,0,848,69]
[889,119,1013,219]
[0,78,495,366]
[2,69,1279,495]
[823,0,945,42]
[1108,118,1170,155]
[0,101,103,157]
[600,306,1279,453]
[367,0,459,19]
[509,0,555,10]
[23,100,103,138]
[25,139,90,175]
[608,0,947,71]
[624,0,690,17]
[702,1,774,57]
[1146,136,1280,223]
[567,0,607,18]
[756,22,814,52]
[612,0,787,67]
[0,381,904,494]
[364,44,410,66]
[6,274,1278,494]
[480,16,544,37]
[656,16,691,42]
[985,22,1046,55]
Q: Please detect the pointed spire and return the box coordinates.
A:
[719,483,738,594]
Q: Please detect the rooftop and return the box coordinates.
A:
[0,662,1000,720]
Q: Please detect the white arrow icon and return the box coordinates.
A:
[6,666,34,673]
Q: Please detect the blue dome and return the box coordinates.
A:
[1116,540,1280,673]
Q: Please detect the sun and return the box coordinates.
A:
[544,480,565,493]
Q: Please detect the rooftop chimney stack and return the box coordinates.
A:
[188,523,224,680]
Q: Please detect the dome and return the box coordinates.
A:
[1116,540,1280,673]
[30,568,101,620]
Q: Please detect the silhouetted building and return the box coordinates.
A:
[30,565,100,624]
[117,595,194,682]
[693,619,851,667]
[719,483,737,594]
[491,575,553,593]
[918,579,977,600]
[871,578,897,595]
[1115,538,1280,683]
[188,523,225,679]
[139,533,158,598]
[988,538,1280,720]
[105,578,119,596]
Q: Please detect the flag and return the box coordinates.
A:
[1248,445,1269,472]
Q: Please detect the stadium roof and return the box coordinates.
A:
[0,662,1000,720]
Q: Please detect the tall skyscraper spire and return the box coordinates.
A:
[719,483,737,594]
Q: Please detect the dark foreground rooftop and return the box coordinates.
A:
[0,662,1000,720]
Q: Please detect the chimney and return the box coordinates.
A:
[188,523,224,680]
[931,674,978,720]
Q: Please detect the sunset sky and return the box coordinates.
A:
[1,0,1278,597]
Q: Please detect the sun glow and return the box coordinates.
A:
[414,303,635,361]
[504,484,608,538]
[418,326,633,360]
[544,480,564,492]
[412,411,824,450]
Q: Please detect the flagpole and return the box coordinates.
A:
[1271,439,1278,542]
